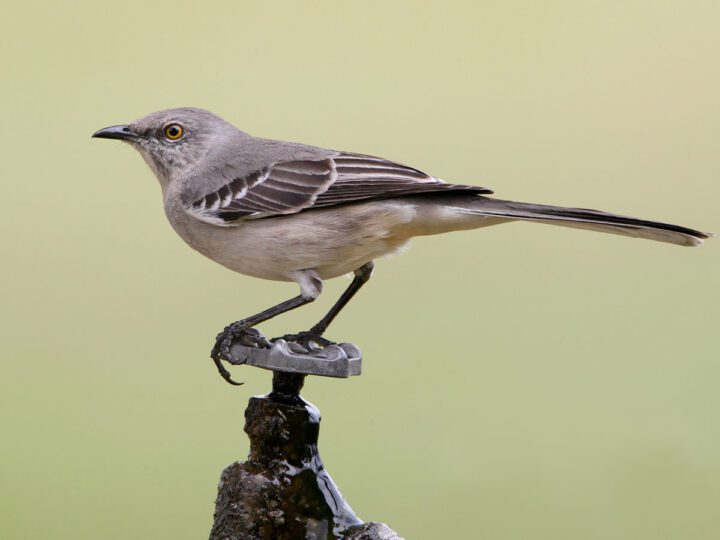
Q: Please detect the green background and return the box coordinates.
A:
[1,1,718,538]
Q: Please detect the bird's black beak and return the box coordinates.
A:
[92,124,139,141]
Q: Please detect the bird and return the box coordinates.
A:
[93,107,710,384]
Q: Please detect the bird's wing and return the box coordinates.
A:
[186,152,493,224]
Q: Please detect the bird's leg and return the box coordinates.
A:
[211,270,323,385]
[310,262,374,335]
[211,295,313,385]
[280,262,374,348]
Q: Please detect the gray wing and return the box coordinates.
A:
[187,152,493,224]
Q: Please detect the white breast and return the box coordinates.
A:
[164,196,418,282]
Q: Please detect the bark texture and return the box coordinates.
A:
[209,373,402,540]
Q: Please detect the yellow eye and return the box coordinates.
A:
[163,124,184,140]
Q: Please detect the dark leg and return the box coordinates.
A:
[211,294,315,385]
[310,262,374,335]
[280,262,374,348]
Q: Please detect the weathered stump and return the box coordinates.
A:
[209,372,403,540]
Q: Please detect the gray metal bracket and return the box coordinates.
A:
[224,328,362,378]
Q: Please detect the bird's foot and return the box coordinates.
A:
[210,322,271,385]
[274,331,335,354]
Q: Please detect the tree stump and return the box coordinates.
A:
[209,372,403,540]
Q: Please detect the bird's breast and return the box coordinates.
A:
[163,198,417,282]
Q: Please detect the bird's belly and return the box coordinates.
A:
[168,201,417,282]
[213,234,401,281]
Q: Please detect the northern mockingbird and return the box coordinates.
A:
[93,107,710,384]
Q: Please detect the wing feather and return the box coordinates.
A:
[186,152,492,224]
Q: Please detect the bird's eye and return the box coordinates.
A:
[163,124,184,141]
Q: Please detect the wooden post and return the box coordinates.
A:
[209,372,403,540]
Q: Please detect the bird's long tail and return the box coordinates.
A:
[444,195,711,246]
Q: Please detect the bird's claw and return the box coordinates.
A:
[210,322,270,386]
[275,331,335,354]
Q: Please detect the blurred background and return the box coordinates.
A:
[1,1,718,538]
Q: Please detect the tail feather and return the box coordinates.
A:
[464,197,711,247]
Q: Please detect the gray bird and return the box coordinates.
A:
[93,107,710,384]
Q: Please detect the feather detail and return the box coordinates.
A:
[185,152,492,224]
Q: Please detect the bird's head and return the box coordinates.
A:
[92,107,237,184]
